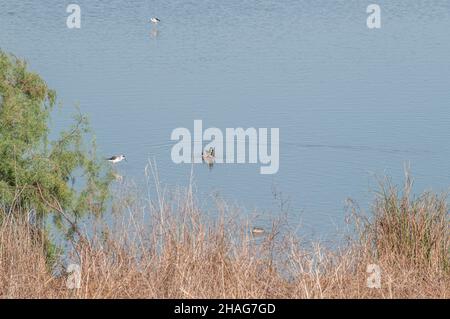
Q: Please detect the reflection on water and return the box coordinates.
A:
[1,0,450,237]
[112,172,124,182]
[149,28,160,39]
[202,158,215,171]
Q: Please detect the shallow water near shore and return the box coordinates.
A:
[1,0,450,238]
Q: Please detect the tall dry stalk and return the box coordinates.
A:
[0,173,448,298]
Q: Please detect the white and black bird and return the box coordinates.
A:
[106,154,126,164]
[150,17,160,25]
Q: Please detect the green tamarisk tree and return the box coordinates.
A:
[0,51,112,231]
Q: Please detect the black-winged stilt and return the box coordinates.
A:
[106,154,126,164]
[150,17,161,25]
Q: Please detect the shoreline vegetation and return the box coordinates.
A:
[0,52,448,298]
[0,171,449,298]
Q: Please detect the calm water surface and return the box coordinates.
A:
[1,1,450,237]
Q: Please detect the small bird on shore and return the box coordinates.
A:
[150,17,161,25]
[106,154,126,164]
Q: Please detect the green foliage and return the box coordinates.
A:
[0,51,112,227]
[359,176,450,273]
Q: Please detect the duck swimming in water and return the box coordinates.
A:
[251,227,265,236]
[202,147,215,160]
[202,147,215,169]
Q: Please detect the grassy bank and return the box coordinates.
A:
[0,175,449,298]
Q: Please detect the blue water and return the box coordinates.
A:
[1,1,450,237]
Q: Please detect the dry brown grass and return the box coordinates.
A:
[0,173,449,299]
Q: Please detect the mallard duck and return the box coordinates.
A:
[202,147,215,161]
[202,147,215,169]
